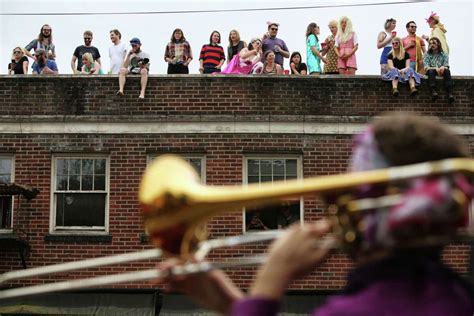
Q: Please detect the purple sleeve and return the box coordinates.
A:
[230,297,280,316]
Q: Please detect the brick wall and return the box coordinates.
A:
[0,75,472,291]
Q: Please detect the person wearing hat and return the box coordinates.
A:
[117,37,150,99]
[154,113,473,316]
[32,48,58,74]
[423,12,449,54]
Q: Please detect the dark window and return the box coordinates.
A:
[245,158,301,232]
[54,158,107,229]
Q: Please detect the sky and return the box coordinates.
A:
[0,0,472,75]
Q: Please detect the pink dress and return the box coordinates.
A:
[220,54,255,74]
[336,32,358,70]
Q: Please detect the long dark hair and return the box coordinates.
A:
[427,37,443,54]
[38,24,52,43]
[305,22,319,41]
[290,51,302,66]
[171,28,186,43]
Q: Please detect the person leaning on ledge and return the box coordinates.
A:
[32,48,58,75]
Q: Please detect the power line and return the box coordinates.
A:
[1,0,434,16]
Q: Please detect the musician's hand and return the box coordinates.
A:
[154,258,244,314]
[250,220,334,299]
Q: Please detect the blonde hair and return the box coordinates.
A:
[82,52,94,64]
[388,36,405,60]
[11,46,24,59]
[328,20,338,27]
[336,16,354,43]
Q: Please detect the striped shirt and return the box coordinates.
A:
[199,44,225,67]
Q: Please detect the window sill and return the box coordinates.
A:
[45,234,112,243]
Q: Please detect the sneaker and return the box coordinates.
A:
[410,87,418,96]
[392,88,399,97]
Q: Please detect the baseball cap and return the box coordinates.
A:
[130,37,141,45]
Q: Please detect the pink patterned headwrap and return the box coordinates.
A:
[350,127,473,250]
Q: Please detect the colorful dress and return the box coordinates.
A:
[306,34,322,73]
[430,25,449,54]
[323,35,338,74]
[336,32,358,70]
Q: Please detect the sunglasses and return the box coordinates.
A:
[409,25,417,28]
[84,38,92,40]
[392,41,400,45]
[13,51,21,54]
[270,28,278,31]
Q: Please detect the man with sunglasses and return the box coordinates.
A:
[402,21,426,73]
[71,30,102,74]
[262,22,289,68]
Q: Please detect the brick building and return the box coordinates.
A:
[0,75,472,314]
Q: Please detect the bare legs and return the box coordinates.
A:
[117,67,149,99]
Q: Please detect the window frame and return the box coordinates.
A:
[50,155,110,234]
[0,155,15,233]
[242,155,303,234]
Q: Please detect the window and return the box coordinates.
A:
[148,155,205,183]
[243,157,302,232]
[51,156,108,232]
[0,156,14,231]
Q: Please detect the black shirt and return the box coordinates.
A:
[8,56,28,74]
[388,52,410,70]
[291,62,308,74]
[73,45,101,71]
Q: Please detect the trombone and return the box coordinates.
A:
[0,156,473,300]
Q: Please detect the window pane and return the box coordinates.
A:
[82,159,94,175]
[82,175,93,190]
[69,159,81,175]
[56,159,68,176]
[94,175,105,191]
[0,196,13,229]
[248,175,260,184]
[273,159,285,176]
[273,175,285,182]
[248,160,260,176]
[286,159,297,177]
[69,175,80,190]
[0,175,11,184]
[94,159,106,175]
[0,159,12,175]
[56,175,68,190]
[55,193,106,227]
[261,175,272,183]
[260,160,272,176]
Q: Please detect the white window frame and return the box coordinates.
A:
[242,155,303,233]
[0,155,14,233]
[50,155,110,234]
[147,154,206,184]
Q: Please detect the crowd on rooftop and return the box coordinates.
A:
[7,12,453,101]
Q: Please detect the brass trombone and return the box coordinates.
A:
[0,156,473,300]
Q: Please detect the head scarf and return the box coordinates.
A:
[349,127,473,251]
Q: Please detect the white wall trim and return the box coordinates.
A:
[0,121,472,135]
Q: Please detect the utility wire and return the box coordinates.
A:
[1,0,434,16]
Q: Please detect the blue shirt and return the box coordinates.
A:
[32,59,58,74]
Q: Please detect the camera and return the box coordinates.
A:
[138,58,149,65]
